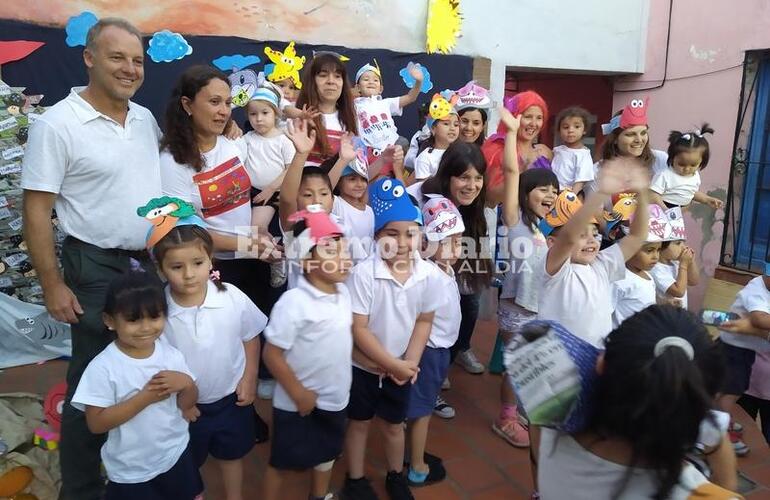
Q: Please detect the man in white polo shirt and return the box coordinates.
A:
[21,18,161,500]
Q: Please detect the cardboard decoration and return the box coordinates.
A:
[64,11,98,47]
[212,54,261,72]
[0,41,45,66]
[228,68,261,108]
[426,0,463,54]
[601,97,649,135]
[399,62,433,94]
[147,30,193,63]
[264,41,306,89]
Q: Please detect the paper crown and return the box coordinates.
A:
[422,196,465,242]
[312,50,350,62]
[369,178,422,233]
[538,190,592,237]
[426,90,459,128]
[355,60,381,83]
[601,97,649,135]
[264,41,306,89]
[341,136,370,180]
[503,320,600,433]
[137,197,207,249]
[455,80,491,110]
[621,204,687,242]
[229,68,261,108]
[603,193,638,235]
[250,81,282,110]
[287,205,344,260]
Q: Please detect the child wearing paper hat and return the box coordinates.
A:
[341,177,445,499]
[261,207,353,500]
[413,90,460,181]
[648,207,698,309]
[405,196,465,486]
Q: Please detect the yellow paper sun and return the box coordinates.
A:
[426,0,462,54]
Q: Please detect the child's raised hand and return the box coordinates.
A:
[236,374,257,406]
[294,388,318,416]
[706,196,724,210]
[408,62,424,82]
[149,370,194,397]
[391,144,404,166]
[299,104,321,121]
[338,132,357,163]
[597,157,650,194]
[285,118,317,154]
[182,405,201,423]
[497,105,521,134]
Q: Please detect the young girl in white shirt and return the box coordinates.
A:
[650,124,724,210]
[71,270,202,500]
[412,93,459,181]
[138,199,267,500]
[648,208,699,308]
[331,141,375,261]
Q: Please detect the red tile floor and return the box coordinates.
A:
[2,317,769,499]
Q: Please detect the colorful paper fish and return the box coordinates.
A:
[428,90,458,120]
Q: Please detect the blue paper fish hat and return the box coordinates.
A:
[503,320,600,433]
[368,177,422,233]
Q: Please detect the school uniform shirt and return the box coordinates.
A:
[21,87,162,250]
[414,147,446,180]
[71,340,193,484]
[537,244,626,348]
[160,136,251,260]
[649,261,688,309]
[611,268,656,329]
[650,167,701,206]
[332,196,374,261]
[163,281,267,404]
[426,262,462,349]
[500,211,547,313]
[264,276,353,412]
[719,275,770,352]
[354,96,401,151]
[551,145,595,191]
[306,112,345,167]
[348,251,444,373]
[240,131,295,189]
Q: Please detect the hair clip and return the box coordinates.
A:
[129,258,145,273]
[210,270,221,281]
[653,336,694,360]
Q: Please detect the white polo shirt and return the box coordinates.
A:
[264,276,353,412]
[611,268,656,329]
[21,87,162,250]
[426,262,461,349]
[71,340,192,484]
[162,281,267,404]
[348,251,443,373]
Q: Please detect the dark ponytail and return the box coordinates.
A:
[667,123,714,170]
[591,305,724,500]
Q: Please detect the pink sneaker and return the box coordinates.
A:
[492,415,530,448]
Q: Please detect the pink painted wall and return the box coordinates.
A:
[612,0,770,309]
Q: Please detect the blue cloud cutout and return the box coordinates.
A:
[263,63,276,78]
[399,62,433,94]
[65,11,99,47]
[147,30,192,63]
[212,54,261,72]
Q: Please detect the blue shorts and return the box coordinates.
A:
[105,444,202,500]
[719,341,757,396]
[190,393,255,466]
[270,406,347,470]
[348,367,411,424]
[407,347,450,419]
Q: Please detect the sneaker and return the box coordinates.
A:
[407,461,447,487]
[403,452,443,469]
[456,349,485,374]
[269,260,287,288]
[729,420,744,436]
[729,429,750,457]
[433,396,456,419]
[492,415,530,448]
[339,476,379,500]
[385,471,414,500]
[441,377,451,390]
[257,379,276,400]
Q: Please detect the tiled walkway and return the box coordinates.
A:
[1,316,769,499]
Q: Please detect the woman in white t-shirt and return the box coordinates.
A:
[536,305,738,500]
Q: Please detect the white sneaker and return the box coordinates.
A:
[456,349,485,374]
[433,396,456,419]
[441,377,451,390]
[257,379,276,400]
[269,260,287,288]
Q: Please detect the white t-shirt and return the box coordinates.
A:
[538,428,727,500]
[160,136,251,259]
[240,131,295,189]
[162,281,267,404]
[71,340,193,484]
[649,260,688,309]
[427,262,462,349]
[611,268,656,329]
[306,112,345,167]
[332,196,374,261]
[21,87,162,250]
[537,244,626,348]
[500,212,548,312]
[348,251,443,372]
[650,168,701,206]
[354,96,401,151]
[405,130,421,170]
[551,145,595,190]
[414,148,446,180]
[583,149,669,199]
[264,276,353,412]
[719,276,770,352]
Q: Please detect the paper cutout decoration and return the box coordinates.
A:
[136,196,206,249]
[455,80,491,110]
[264,41,306,89]
[147,30,192,63]
[65,11,98,47]
[0,41,45,66]
[312,50,350,62]
[422,196,464,242]
[369,177,423,232]
[229,69,261,108]
[44,381,67,432]
[287,204,344,260]
[355,61,381,83]
[212,54,261,72]
[341,136,370,180]
[426,0,463,54]
[399,62,433,94]
[426,90,458,129]
[601,97,649,135]
[355,96,399,151]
